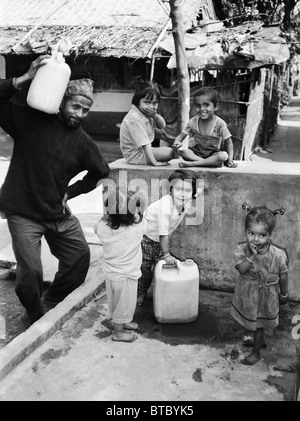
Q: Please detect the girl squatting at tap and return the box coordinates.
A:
[137,169,198,305]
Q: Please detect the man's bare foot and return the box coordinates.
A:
[124,322,139,331]
[243,339,267,348]
[241,353,261,366]
[112,332,137,342]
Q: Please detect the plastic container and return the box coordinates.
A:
[153,258,199,323]
[27,52,71,114]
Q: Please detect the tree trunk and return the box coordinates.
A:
[282,0,296,31]
[169,0,190,133]
[211,0,227,21]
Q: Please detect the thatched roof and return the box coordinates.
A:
[0,0,204,57]
[161,22,290,70]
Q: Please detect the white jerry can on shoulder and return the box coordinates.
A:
[153,259,199,323]
[27,52,71,114]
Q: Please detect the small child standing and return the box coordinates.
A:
[138,169,198,305]
[94,189,148,342]
[120,78,175,166]
[173,87,237,168]
[231,203,289,366]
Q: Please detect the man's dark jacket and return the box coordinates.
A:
[0,78,110,221]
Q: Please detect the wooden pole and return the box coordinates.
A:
[169,0,190,134]
[263,65,275,148]
[150,56,156,82]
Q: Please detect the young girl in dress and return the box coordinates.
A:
[94,189,148,342]
[231,203,289,365]
[138,169,198,304]
[120,78,175,166]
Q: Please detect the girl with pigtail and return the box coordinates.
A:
[94,189,148,342]
[120,77,175,166]
[231,203,289,366]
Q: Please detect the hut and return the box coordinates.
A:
[0,0,291,159]
[158,22,291,160]
[0,0,203,138]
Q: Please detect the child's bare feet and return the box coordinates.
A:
[178,160,194,168]
[112,332,137,342]
[243,339,267,348]
[241,352,261,366]
[124,322,139,331]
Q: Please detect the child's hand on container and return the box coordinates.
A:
[162,254,177,266]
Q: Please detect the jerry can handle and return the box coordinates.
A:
[160,259,179,269]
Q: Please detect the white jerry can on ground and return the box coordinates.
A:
[153,259,199,323]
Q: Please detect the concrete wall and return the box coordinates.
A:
[91,92,133,112]
[83,92,133,136]
[108,158,300,302]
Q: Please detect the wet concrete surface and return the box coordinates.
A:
[0,288,299,401]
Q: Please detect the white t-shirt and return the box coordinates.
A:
[145,195,188,242]
[94,217,148,280]
[120,105,156,165]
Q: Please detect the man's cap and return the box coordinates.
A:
[64,78,94,102]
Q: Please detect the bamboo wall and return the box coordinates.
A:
[242,68,266,160]
[260,66,283,149]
